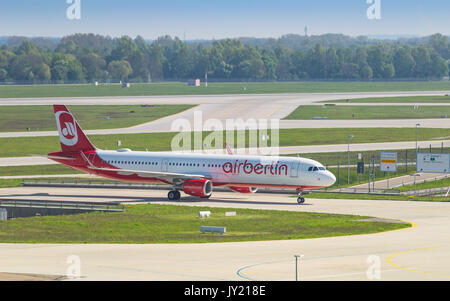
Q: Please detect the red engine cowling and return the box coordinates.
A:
[229,186,258,194]
[183,179,213,197]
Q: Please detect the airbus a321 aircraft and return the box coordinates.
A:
[48,105,336,204]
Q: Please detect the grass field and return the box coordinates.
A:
[324,95,450,103]
[0,105,194,132]
[326,166,412,189]
[0,127,448,158]
[397,176,450,192]
[284,105,450,120]
[0,203,410,243]
[0,164,82,177]
[0,81,450,98]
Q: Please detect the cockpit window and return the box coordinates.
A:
[308,166,325,171]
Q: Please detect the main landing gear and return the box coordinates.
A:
[297,189,306,204]
[168,190,181,200]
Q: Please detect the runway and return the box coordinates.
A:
[2,139,449,167]
[0,91,449,139]
[0,186,449,281]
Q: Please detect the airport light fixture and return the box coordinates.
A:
[294,255,304,281]
[347,135,354,185]
[414,123,420,195]
[415,123,420,152]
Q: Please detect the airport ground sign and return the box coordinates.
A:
[380,152,397,172]
[417,153,450,173]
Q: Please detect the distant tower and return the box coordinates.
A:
[304,26,308,37]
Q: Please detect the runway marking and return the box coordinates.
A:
[217,102,248,118]
[236,254,406,281]
[262,104,284,119]
[346,218,418,237]
[236,260,287,281]
[387,246,450,279]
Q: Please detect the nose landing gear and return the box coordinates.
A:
[296,188,306,204]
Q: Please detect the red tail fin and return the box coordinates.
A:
[54,105,96,152]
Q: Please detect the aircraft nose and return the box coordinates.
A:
[326,171,336,186]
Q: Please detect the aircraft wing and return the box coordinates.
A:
[87,166,208,183]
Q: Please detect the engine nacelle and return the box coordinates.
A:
[183,179,213,197]
[229,186,258,194]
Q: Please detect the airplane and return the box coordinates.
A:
[48,105,336,204]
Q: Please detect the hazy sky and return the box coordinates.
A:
[0,0,449,39]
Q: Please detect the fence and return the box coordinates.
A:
[0,198,125,219]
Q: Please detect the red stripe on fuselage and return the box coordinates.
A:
[49,150,322,190]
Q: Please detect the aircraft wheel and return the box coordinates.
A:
[297,197,305,204]
[168,190,180,200]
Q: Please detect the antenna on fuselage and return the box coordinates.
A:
[225,142,233,155]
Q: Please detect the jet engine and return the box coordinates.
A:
[183,179,213,198]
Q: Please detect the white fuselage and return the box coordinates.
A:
[94,149,336,189]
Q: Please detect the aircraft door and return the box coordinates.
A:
[161,159,169,172]
[290,162,299,178]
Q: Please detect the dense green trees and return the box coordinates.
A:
[0,33,448,83]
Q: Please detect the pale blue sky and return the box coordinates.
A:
[0,0,449,38]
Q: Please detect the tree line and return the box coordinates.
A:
[0,33,448,83]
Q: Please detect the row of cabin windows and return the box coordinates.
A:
[106,160,158,166]
[106,160,221,168]
[106,160,323,172]
[168,162,222,168]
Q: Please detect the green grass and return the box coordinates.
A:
[0,127,448,158]
[0,203,410,243]
[284,105,450,120]
[326,166,412,189]
[0,105,194,132]
[323,95,450,103]
[307,192,449,202]
[0,82,450,98]
[0,178,23,188]
[0,164,82,177]
[397,176,450,192]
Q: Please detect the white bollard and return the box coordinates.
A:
[198,211,211,218]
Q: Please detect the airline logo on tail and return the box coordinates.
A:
[55,110,78,146]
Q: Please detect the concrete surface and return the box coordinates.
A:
[0,91,449,139]
[0,186,449,281]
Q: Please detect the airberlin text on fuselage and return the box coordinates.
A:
[223,160,288,176]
